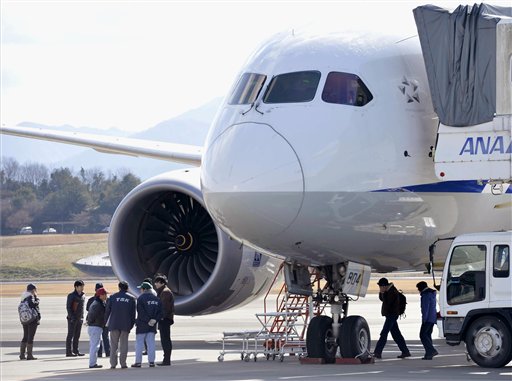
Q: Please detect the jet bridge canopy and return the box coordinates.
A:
[414,3,512,183]
[413,3,512,127]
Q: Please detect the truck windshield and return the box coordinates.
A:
[446,245,486,305]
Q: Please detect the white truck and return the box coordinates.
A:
[438,231,512,368]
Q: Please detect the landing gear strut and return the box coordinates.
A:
[305,263,372,361]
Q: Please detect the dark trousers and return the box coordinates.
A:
[419,322,436,356]
[98,327,110,356]
[66,319,82,354]
[158,320,172,361]
[22,321,38,344]
[374,315,410,355]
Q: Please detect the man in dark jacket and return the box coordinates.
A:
[86,287,108,368]
[66,280,86,357]
[131,282,162,368]
[154,275,175,366]
[19,283,41,360]
[372,277,411,359]
[416,281,439,360]
[86,282,110,357]
[105,281,136,369]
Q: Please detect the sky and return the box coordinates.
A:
[2,0,509,133]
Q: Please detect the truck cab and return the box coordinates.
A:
[439,231,512,368]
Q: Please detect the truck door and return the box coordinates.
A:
[490,243,511,308]
[445,243,490,314]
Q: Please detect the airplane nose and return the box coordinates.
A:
[201,122,304,246]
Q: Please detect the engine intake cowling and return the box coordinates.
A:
[109,168,279,315]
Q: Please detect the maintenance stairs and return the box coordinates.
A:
[218,263,326,362]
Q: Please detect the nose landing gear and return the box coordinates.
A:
[302,262,372,362]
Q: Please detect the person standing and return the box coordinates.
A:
[86,287,108,368]
[142,277,157,356]
[66,280,86,357]
[132,282,162,368]
[105,281,136,369]
[154,275,174,366]
[19,283,41,360]
[86,282,110,357]
[416,281,439,360]
[372,277,411,359]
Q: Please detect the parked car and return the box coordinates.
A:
[19,226,33,235]
[42,227,57,234]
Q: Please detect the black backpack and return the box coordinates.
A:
[398,290,407,318]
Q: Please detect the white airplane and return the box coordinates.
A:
[2,5,511,362]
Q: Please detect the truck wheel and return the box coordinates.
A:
[465,316,512,368]
[339,316,371,359]
[306,315,337,361]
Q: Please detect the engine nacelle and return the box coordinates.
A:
[109,168,280,315]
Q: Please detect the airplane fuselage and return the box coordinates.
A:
[201,31,512,271]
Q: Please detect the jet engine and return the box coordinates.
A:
[108,168,280,315]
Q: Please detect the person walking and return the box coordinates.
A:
[416,281,439,360]
[154,275,174,366]
[131,282,162,368]
[372,277,411,359]
[66,280,86,357]
[105,281,136,369]
[86,287,108,368]
[86,282,110,357]
[19,283,41,360]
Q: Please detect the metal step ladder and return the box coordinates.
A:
[218,262,325,362]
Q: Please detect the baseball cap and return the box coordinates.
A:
[95,282,104,290]
[137,282,153,290]
[377,277,389,286]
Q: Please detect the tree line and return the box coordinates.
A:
[0,157,141,235]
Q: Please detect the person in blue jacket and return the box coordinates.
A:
[105,281,136,369]
[131,282,162,368]
[416,281,439,360]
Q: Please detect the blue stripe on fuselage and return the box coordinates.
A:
[373,180,512,193]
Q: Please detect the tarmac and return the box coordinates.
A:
[1,293,511,381]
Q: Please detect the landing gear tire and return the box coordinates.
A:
[465,316,512,368]
[306,316,337,362]
[339,315,371,359]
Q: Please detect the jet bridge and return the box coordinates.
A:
[414,4,512,183]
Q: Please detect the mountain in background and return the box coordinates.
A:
[1,97,222,179]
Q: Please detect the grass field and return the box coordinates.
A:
[0,234,108,281]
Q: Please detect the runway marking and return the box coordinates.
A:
[408,370,430,373]
[279,371,383,379]
[434,364,468,368]
[500,372,512,376]
[468,372,489,375]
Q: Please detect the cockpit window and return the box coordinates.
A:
[228,73,267,105]
[263,71,321,104]
[322,72,373,106]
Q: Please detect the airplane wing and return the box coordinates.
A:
[0,125,202,166]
